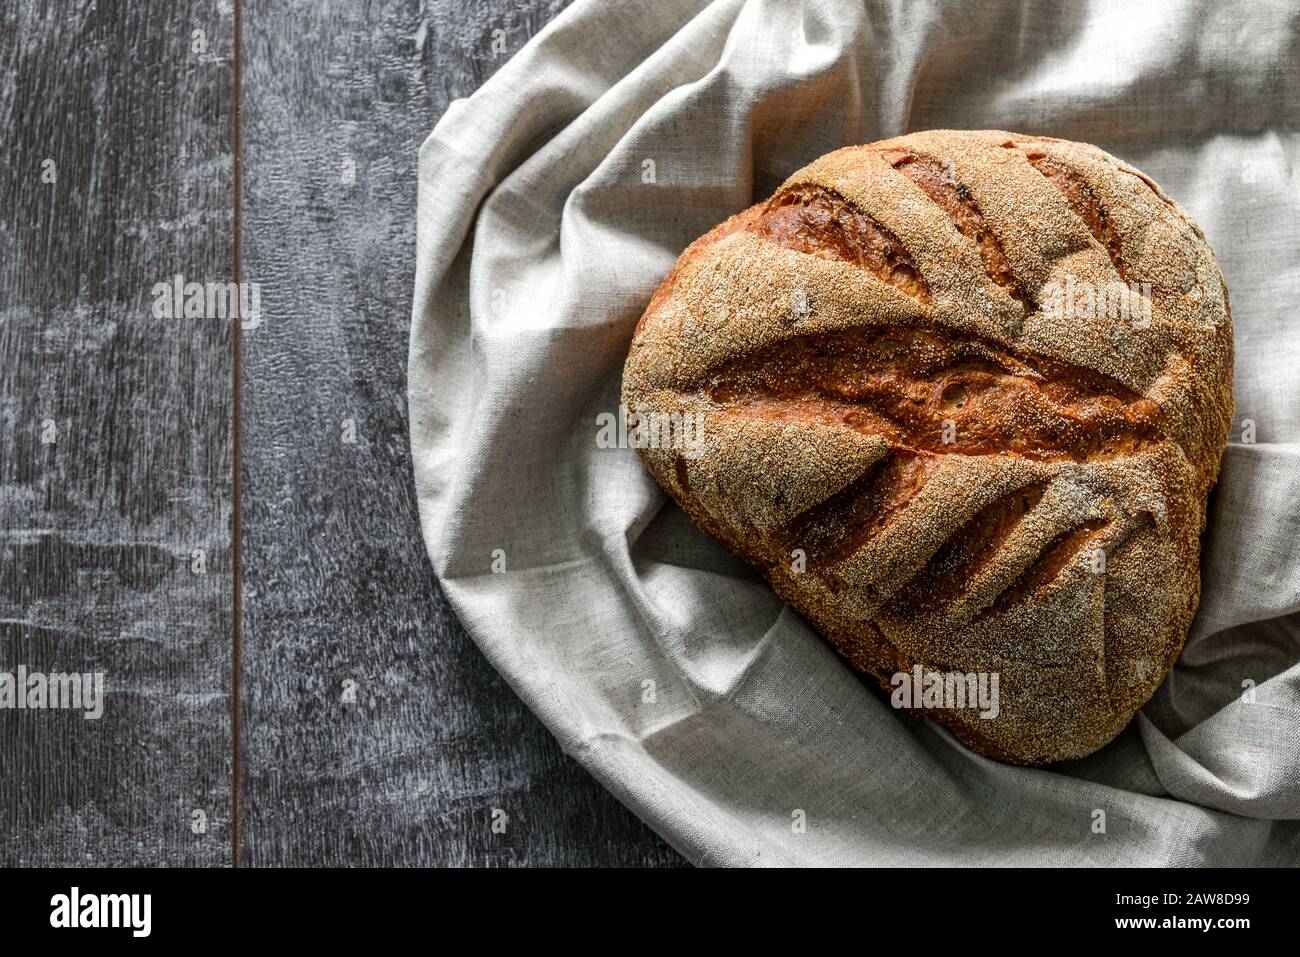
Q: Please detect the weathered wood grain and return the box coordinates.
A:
[0,0,234,866]
[239,0,684,865]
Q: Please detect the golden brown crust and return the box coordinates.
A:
[622,130,1233,765]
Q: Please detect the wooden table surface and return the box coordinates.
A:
[1,0,684,867]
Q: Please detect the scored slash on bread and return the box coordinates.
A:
[622,130,1233,765]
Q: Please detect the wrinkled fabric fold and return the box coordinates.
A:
[410,0,1300,864]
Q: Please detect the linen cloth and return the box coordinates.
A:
[409,0,1300,865]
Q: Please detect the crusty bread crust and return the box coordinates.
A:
[623,130,1233,765]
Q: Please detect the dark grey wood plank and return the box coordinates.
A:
[0,0,234,865]
[240,0,684,865]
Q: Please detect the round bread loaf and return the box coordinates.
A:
[622,130,1233,765]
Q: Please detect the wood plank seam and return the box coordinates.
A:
[231,0,245,870]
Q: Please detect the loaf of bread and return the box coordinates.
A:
[622,130,1233,764]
